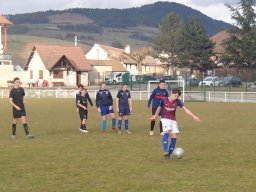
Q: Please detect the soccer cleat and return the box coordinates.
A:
[112,127,117,132]
[82,129,88,133]
[149,131,154,136]
[26,134,34,139]
[11,135,16,139]
[163,152,170,160]
[125,130,132,134]
[79,128,84,132]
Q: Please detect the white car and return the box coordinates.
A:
[199,77,221,86]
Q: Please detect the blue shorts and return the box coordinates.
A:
[118,106,130,116]
[100,105,114,116]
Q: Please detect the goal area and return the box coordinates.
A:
[147,80,185,102]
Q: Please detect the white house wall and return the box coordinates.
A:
[89,65,112,84]
[27,50,49,83]
[86,44,109,60]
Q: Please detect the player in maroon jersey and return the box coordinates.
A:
[150,88,201,159]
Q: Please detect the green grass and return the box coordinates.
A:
[0,99,255,192]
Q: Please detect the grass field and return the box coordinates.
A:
[0,99,255,192]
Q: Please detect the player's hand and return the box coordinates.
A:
[97,107,101,113]
[193,116,201,122]
[150,115,156,120]
[84,107,87,110]
[130,108,133,113]
[109,106,113,110]
[76,108,79,112]
[15,106,21,111]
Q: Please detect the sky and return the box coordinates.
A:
[0,0,242,23]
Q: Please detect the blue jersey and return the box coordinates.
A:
[117,89,131,107]
[148,86,169,108]
[96,89,113,107]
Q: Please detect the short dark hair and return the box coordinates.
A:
[171,88,182,96]
[78,84,84,88]
[100,82,106,86]
[13,77,20,82]
[81,88,87,91]
[159,79,165,84]
[122,83,128,86]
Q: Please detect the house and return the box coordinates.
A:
[141,55,165,75]
[88,59,126,84]
[86,43,164,76]
[23,45,92,87]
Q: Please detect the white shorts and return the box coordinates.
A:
[161,118,180,134]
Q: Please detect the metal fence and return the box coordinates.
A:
[1,89,256,103]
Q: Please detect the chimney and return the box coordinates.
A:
[124,45,130,54]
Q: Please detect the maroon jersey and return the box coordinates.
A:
[160,98,184,120]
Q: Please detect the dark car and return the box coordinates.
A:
[222,76,242,86]
[186,78,199,87]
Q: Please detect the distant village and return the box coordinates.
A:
[0,15,227,88]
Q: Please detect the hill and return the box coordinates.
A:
[5,2,233,66]
[8,1,232,36]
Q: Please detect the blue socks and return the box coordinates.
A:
[102,120,106,130]
[162,133,169,152]
[112,118,116,127]
[118,120,122,130]
[125,120,128,130]
[168,138,177,156]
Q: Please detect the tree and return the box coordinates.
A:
[153,13,184,74]
[222,0,256,71]
[130,47,151,75]
[181,16,215,74]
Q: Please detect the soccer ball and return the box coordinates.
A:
[173,147,185,159]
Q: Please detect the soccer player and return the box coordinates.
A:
[147,80,169,136]
[116,83,132,134]
[77,88,91,133]
[150,88,201,159]
[9,77,34,139]
[76,84,93,112]
[96,82,116,133]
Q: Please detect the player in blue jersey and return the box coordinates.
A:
[151,88,201,159]
[148,80,169,136]
[96,82,116,133]
[77,88,91,133]
[116,83,132,134]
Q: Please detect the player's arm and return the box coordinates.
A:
[86,93,93,107]
[116,97,119,112]
[182,106,201,122]
[108,92,113,110]
[150,106,161,120]
[77,103,87,110]
[96,92,101,112]
[147,89,156,108]
[9,97,21,110]
[129,98,132,112]
[128,91,132,112]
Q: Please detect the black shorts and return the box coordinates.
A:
[152,107,160,116]
[13,107,26,118]
[118,106,130,116]
[79,110,88,120]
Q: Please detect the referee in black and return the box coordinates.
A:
[9,77,34,139]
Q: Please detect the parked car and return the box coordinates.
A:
[222,76,242,86]
[199,77,221,86]
[186,78,199,87]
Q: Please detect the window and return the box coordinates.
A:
[39,70,43,79]
[53,70,63,79]
[30,70,33,79]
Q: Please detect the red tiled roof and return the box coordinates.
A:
[0,15,13,25]
[24,45,92,71]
